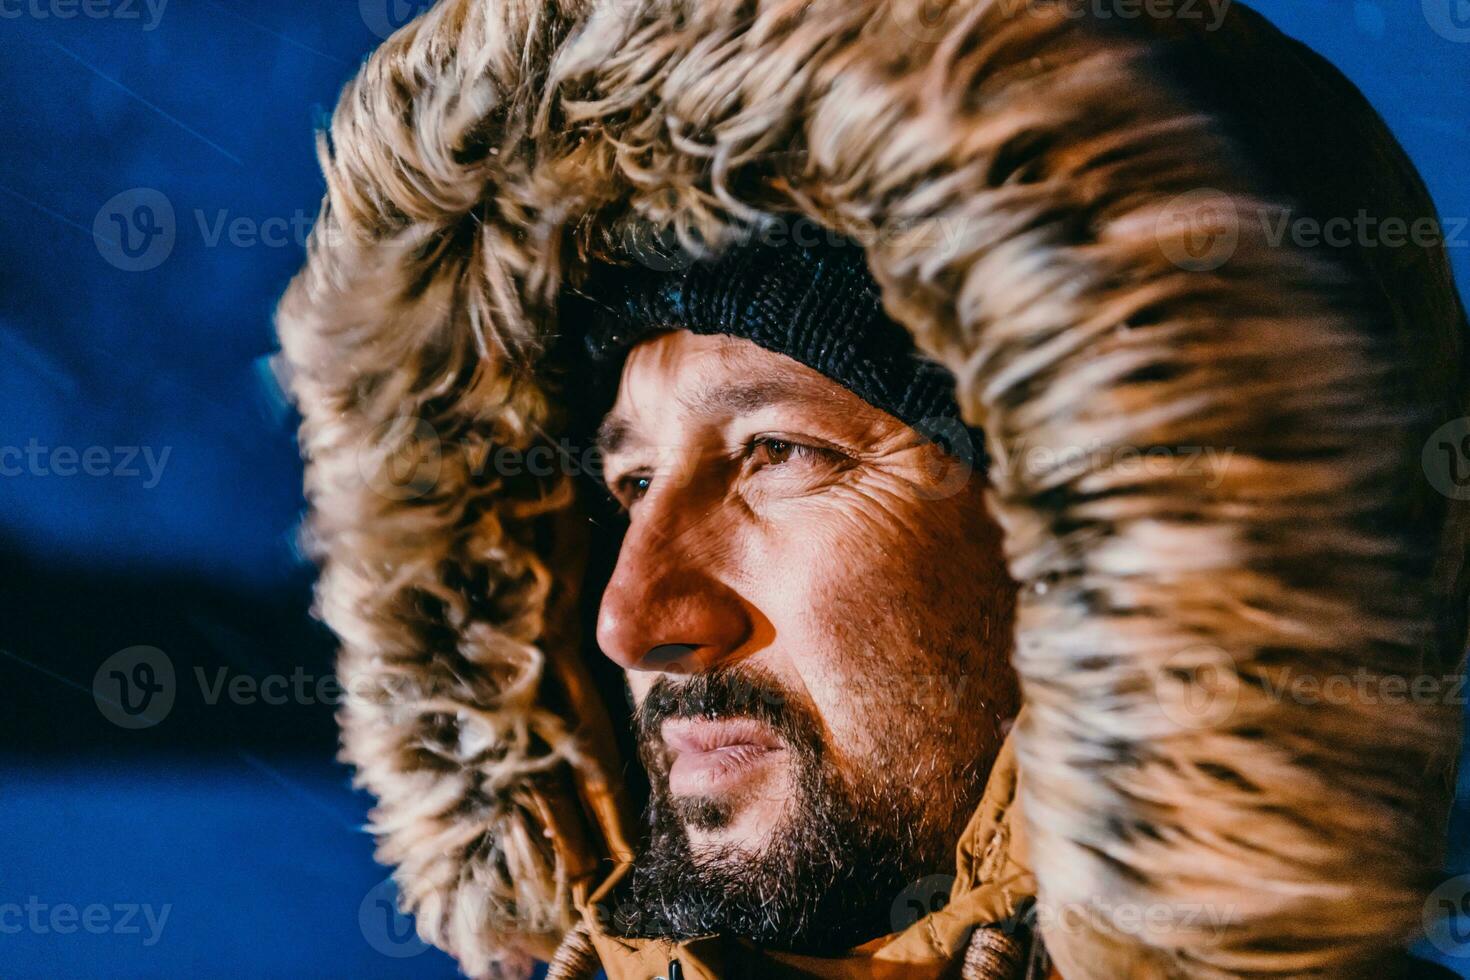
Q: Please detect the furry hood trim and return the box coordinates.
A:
[276,1,1469,976]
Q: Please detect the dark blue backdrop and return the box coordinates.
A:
[1,1,1466,977]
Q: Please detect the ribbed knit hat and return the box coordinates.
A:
[570,228,986,466]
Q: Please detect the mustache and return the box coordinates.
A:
[633,667,819,756]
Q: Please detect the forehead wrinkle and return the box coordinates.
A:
[596,378,810,460]
[598,344,871,461]
[677,376,833,422]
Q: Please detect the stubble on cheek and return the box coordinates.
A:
[614,488,1017,950]
[795,490,1017,864]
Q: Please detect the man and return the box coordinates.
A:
[276,0,1469,977]
[577,235,1023,957]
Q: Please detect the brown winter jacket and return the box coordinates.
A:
[275,1,1470,977]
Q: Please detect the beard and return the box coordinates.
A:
[612,665,986,954]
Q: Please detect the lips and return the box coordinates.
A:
[661,717,784,796]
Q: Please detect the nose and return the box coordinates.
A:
[595,490,750,674]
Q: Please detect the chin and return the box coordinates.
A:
[678,775,793,852]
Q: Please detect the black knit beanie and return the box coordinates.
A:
[569,228,986,467]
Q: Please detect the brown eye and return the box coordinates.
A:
[758,439,795,464]
[748,436,845,469]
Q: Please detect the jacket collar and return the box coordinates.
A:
[576,730,1037,979]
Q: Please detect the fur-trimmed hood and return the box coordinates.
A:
[276,1,1470,976]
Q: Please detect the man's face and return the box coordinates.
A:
[595,331,1018,951]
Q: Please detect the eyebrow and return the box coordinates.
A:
[595,377,825,457]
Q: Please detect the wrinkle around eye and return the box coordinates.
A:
[734,450,859,510]
[604,471,651,512]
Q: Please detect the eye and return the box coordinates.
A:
[608,472,652,511]
[746,436,846,469]
[752,438,797,465]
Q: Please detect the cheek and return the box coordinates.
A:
[741,486,1006,757]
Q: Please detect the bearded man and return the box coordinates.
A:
[277,0,1470,977]
[575,235,1023,958]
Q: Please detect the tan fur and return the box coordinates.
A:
[276,1,1469,976]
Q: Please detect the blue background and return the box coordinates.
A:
[0,1,1466,976]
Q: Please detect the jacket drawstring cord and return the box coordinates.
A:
[962,925,1027,980]
[544,921,599,980]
